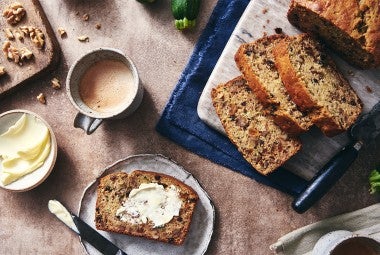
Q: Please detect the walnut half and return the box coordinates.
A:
[3,2,26,25]
[2,41,33,65]
[20,26,45,49]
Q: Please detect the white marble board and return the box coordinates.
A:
[197,0,380,180]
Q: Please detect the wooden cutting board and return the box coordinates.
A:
[0,0,60,97]
[197,0,380,180]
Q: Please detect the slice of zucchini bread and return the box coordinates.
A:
[95,170,199,245]
[235,35,313,135]
[287,0,380,69]
[211,76,301,175]
[273,33,363,137]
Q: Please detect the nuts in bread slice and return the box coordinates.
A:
[211,76,301,175]
[272,33,363,137]
[95,170,199,245]
[235,35,313,135]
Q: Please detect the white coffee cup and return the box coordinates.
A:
[312,230,380,255]
[66,48,143,134]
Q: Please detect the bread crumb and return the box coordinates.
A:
[366,86,373,93]
[37,93,46,104]
[95,23,101,29]
[0,66,6,76]
[82,13,89,21]
[3,2,26,25]
[78,35,89,42]
[51,78,61,89]
[57,27,67,38]
[275,27,283,34]
[262,8,268,14]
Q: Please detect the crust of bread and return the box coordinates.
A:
[95,170,199,245]
[273,34,362,136]
[272,38,317,111]
[234,35,313,135]
[211,76,301,175]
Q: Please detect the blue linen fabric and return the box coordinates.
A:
[156,0,308,196]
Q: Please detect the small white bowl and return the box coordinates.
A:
[0,110,57,192]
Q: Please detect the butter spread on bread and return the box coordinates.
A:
[116,183,182,228]
[95,170,198,245]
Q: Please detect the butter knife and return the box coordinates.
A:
[48,199,127,255]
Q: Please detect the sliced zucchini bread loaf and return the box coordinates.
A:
[95,170,199,245]
[211,76,301,175]
[235,35,313,135]
[273,33,363,137]
[287,0,380,69]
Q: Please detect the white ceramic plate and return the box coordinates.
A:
[0,110,57,192]
[78,154,215,255]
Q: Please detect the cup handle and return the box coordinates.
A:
[74,113,103,135]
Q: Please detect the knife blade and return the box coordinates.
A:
[292,101,380,213]
[48,200,127,255]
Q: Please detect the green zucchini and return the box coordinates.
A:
[171,0,201,30]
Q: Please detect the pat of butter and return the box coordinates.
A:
[0,114,51,185]
[116,183,182,228]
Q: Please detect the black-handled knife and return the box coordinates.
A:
[48,200,128,255]
[292,101,380,213]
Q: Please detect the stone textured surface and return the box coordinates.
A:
[0,0,379,254]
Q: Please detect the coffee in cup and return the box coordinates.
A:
[66,48,143,134]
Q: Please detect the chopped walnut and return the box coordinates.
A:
[0,66,6,76]
[2,41,33,65]
[20,26,45,49]
[2,41,20,64]
[19,47,33,60]
[14,30,24,40]
[51,78,61,89]
[82,13,89,21]
[5,28,14,40]
[3,2,26,25]
[57,27,67,38]
[77,35,89,42]
[37,93,46,104]
[95,23,101,29]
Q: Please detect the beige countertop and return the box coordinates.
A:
[0,0,379,254]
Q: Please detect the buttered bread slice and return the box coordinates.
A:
[95,170,198,245]
[211,76,301,175]
[235,35,313,135]
[273,33,363,136]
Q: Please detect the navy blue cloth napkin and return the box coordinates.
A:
[156,0,308,196]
